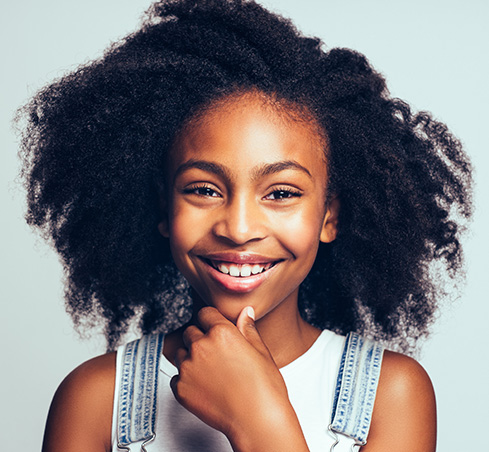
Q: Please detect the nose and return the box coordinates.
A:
[212,194,267,245]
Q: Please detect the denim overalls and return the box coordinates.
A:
[115,332,384,452]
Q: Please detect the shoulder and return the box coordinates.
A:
[362,350,436,452]
[376,350,435,403]
[42,352,117,452]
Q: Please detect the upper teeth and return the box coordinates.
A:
[215,262,270,277]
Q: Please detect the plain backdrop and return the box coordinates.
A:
[1,0,488,450]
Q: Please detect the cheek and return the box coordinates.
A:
[275,206,324,261]
[167,203,199,262]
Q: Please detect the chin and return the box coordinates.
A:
[210,301,247,324]
[197,292,255,324]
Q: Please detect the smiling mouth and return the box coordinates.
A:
[205,259,278,277]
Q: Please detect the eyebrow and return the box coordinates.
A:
[173,159,233,183]
[251,161,312,180]
[174,159,312,182]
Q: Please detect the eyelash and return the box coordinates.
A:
[182,184,303,200]
[183,184,220,197]
[264,187,303,200]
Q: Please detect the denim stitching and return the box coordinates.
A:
[118,339,139,445]
[117,334,164,447]
[329,332,384,447]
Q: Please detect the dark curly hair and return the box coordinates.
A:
[17,0,472,352]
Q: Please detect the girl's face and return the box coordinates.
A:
[160,92,338,323]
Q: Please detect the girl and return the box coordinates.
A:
[18,0,472,451]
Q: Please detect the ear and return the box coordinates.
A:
[320,196,340,243]
[158,219,170,238]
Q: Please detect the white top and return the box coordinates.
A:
[111,329,358,452]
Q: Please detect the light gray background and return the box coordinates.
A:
[1,0,488,450]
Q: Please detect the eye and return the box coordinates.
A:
[183,184,221,198]
[264,187,303,201]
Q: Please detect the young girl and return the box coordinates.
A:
[18,0,472,451]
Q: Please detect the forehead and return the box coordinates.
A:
[170,92,328,179]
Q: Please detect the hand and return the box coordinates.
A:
[170,306,309,452]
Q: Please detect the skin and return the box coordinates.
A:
[42,92,436,452]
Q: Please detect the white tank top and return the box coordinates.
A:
[111,329,358,452]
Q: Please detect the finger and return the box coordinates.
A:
[197,306,231,332]
[236,306,271,357]
[173,347,188,370]
[169,375,180,401]
[182,325,204,349]
[236,305,256,336]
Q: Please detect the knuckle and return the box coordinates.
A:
[198,306,216,320]
[178,359,191,375]
[210,323,233,340]
[175,349,186,365]
[189,338,204,355]
[182,327,194,344]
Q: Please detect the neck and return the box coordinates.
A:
[253,298,321,368]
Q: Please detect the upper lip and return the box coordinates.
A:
[199,252,282,265]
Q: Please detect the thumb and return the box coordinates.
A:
[236,306,270,356]
[236,306,255,334]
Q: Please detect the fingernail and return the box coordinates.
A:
[246,306,255,320]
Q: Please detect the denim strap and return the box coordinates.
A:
[329,332,384,449]
[117,333,164,448]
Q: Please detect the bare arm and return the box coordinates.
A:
[362,350,437,452]
[42,352,116,452]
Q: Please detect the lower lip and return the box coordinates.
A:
[202,260,277,293]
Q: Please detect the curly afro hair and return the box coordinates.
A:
[18,0,472,351]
